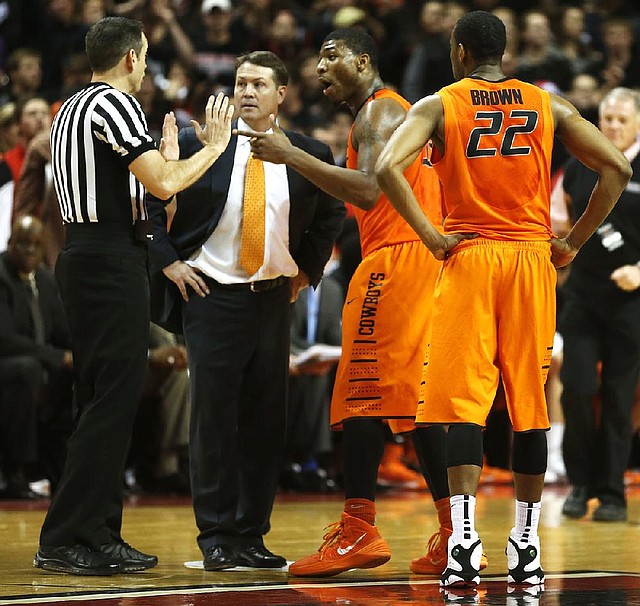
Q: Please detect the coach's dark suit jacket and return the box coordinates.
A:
[147,123,345,332]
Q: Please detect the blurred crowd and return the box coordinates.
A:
[1,0,640,500]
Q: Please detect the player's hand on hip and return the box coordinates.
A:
[429,232,477,261]
[550,237,578,268]
[193,92,235,153]
[233,115,292,164]
[162,260,210,301]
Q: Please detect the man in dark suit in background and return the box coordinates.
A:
[147,51,345,571]
[0,215,73,498]
[285,269,343,492]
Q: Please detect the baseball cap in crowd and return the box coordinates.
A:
[202,0,232,12]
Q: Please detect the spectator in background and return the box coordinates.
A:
[56,53,93,105]
[0,48,43,105]
[40,0,89,101]
[265,8,309,64]
[284,269,343,493]
[492,6,518,56]
[0,102,18,154]
[516,9,573,93]
[137,0,196,87]
[233,0,271,51]
[297,50,331,122]
[3,95,51,184]
[557,5,601,79]
[279,70,308,131]
[132,322,190,495]
[401,1,453,103]
[0,215,73,499]
[566,72,602,126]
[372,0,422,89]
[559,87,640,523]
[13,129,61,269]
[80,0,106,28]
[593,18,640,93]
[191,0,248,92]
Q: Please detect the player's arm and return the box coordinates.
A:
[129,93,234,200]
[376,95,461,259]
[551,94,631,266]
[235,99,406,210]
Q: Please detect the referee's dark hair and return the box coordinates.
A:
[85,16,144,73]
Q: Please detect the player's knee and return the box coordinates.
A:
[446,424,483,467]
[512,430,547,474]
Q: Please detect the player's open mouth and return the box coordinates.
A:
[319,78,333,95]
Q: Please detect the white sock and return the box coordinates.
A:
[450,494,477,543]
[513,500,541,544]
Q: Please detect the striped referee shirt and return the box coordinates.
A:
[51,82,156,226]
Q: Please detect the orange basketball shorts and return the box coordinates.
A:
[416,239,555,432]
[331,240,440,433]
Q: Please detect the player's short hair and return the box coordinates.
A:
[324,28,379,69]
[453,11,506,64]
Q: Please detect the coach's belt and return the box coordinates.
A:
[210,275,289,293]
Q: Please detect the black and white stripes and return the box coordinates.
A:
[51,82,156,226]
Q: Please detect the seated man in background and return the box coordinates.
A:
[130,322,190,495]
[0,215,73,498]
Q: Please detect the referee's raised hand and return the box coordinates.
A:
[193,92,235,154]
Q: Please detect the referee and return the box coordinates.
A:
[34,16,234,576]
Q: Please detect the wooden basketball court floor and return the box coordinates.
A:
[1,485,639,605]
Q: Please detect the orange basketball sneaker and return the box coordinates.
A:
[288,512,391,577]
[411,499,488,575]
[410,528,489,575]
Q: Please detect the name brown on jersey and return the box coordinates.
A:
[470,88,523,106]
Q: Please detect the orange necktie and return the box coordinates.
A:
[239,154,266,276]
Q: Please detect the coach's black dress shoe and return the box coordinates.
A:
[34,545,121,576]
[235,545,287,568]
[204,545,237,571]
[99,540,158,572]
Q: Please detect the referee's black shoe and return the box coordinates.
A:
[34,545,121,576]
[98,540,158,572]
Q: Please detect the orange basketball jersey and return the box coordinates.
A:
[433,78,554,240]
[346,88,443,257]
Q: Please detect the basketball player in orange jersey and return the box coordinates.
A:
[376,11,632,589]
[236,27,478,577]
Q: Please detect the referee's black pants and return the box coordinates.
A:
[40,241,149,548]
[182,277,291,555]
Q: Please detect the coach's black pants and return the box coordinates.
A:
[182,278,291,554]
